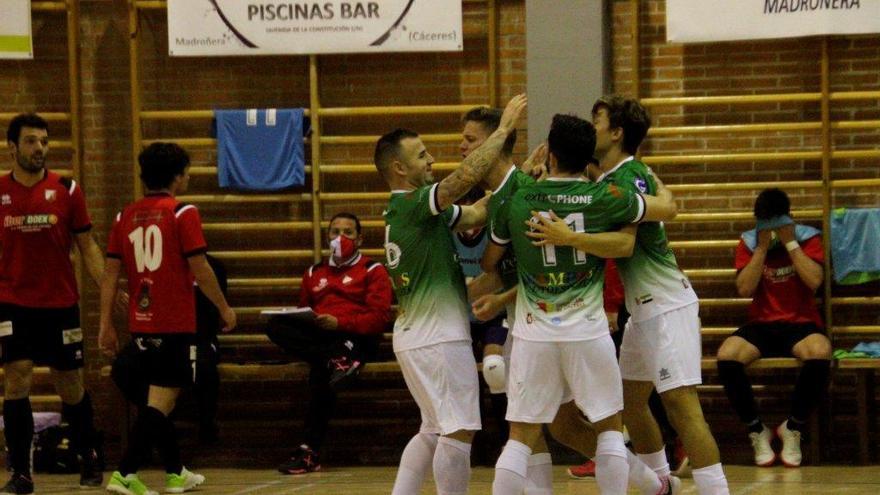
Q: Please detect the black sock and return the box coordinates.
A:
[785,417,807,433]
[789,359,831,429]
[119,406,158,476]
[746,419,765,434]
[3,398,33,474]
[153,410,182,474]
[718,360,762,430]
[62,391,96,458]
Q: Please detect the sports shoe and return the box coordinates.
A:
[80,448,104,487]
[327,356,362,387]
[657,475,682,495]
[0,473,33,495]
[165,467,206,493]
[566,459,595,479]
[777,420,802,467]
[106,471,158,495]
[278,445,321,475]
[748,425,776,467]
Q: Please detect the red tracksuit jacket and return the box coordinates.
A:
[298,253,393,335]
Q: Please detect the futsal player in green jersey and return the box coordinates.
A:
[528,97,730,495]
[490,114,680,495]
[377,95,526,495]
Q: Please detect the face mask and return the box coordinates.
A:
[331,235,357,262]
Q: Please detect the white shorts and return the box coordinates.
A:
[506,335,623,424]
[396,341,482,435]
[619,302,702,393]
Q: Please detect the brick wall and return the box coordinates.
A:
[1,0,878,463]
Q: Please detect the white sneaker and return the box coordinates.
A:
[748,425,776,466]
[165,467,206,493]
[777,420,802,467]
[659,475,682,494]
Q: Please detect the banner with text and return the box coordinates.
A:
[0,0,32,60]
[667,0,880,43]
[167,0,462,56]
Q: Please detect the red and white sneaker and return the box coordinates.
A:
[777,420,802,467]
[749,425,776,467]
[567,459,595,479]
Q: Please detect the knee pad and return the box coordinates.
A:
[482,354,507,394]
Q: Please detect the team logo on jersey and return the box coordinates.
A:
[1,195,10,205]
[314,278,329,291]
[526,313,534,324]
[45,189,57,202]
[342,275,353,285]
[385,242,402,269]
[634,178,648,193]
[137,280,153,311]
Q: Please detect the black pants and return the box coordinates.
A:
[265,316,379,452]
[111,335,219,433]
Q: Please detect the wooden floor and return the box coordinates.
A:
[24,465,880,494]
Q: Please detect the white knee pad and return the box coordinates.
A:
[482,354,507,394]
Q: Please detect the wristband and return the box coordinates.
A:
[785,240,800,252]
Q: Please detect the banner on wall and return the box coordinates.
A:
[667,0,880,43]
[0,0,33,60]
[167,0,463,56]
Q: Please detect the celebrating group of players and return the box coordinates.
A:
[379,94,730,495]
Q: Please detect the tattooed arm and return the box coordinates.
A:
[435,94,527,211]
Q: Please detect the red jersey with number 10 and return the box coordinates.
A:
[0,171,92,308]
[106,193,207,334]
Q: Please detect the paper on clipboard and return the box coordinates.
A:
[260,307,317,324]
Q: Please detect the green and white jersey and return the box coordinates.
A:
[488,165,535,324]
[492,177,646,341]
[384,183,470,352]
[598,157,698,322]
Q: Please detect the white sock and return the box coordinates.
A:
[392,432,438,495]
[434,436,472,495]
[692,463,730,495]
[524,452,553,495]
[638,448,671,478]
[595,431,629,495]
[627,450,662,494]
[493,440,531,495]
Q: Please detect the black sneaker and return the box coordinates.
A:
[327,356,362,387]
[277,446,321,475]
[79,449,103,488]
[0,472,33,495]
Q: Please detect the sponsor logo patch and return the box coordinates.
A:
[62,328,83,345]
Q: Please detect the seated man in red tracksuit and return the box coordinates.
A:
[266,212,393,475]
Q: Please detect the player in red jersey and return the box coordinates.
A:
[1,113,106,494]
[718,188,830,468]
[99,142,236,495]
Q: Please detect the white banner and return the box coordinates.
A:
[667,0,880,43]
[167,0,463,56]
[0,0,32,60]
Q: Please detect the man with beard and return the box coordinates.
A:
[1,113,105,494]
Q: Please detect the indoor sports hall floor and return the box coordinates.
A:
[27,465,880,494]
